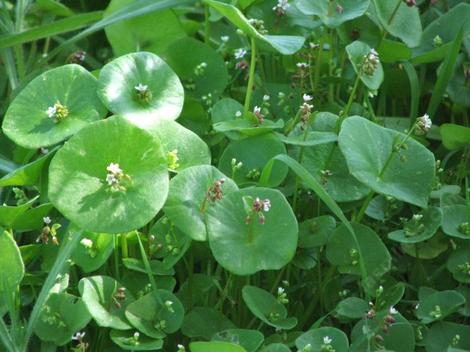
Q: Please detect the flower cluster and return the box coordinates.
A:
[253,106,265,125]
[37,216,60,245]
[112,287,127,309]
[46,101,69,123]
[300,93,314,125]
[105,163,131,192]
[71,331,88,352]
[207,178,226,202]
[245,197,271,225]
[320,336,334,352]
[134,83,152,103]
[362,48,379,76]
[248,18,268,34]
[273,0,289,16]
[194,62,207,76]
[415,113,432,134]
[167,149,180,171]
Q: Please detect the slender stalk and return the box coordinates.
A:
[136,233,159,293]
[311,35,325,95]
[120,233,128,258]
[244,37,257,113]
[0,318,17,352]
[388,0,402,25]
[338,73,361,124]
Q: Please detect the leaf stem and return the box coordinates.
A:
[244,37,257,113]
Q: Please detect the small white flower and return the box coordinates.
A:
[106,173,117,185]
[72,331,85,340]
[263,199,271,212]
[200,62,207,68]
[263,94,270,101]
[106,163,122,175]
[389,306,398,315]
[40,147,49,154]
[303,94,313,102]
[368,48,379,61]
[234,48,247,60]
[412,214,423,221]
[296,62,309,69]
[235,111,242,118]
[323,336,332,344]
[133,332,140,339]
[165,300,174,307]
[418,113,432,131]
[80,238,93,249]
[253,106,262,114]
[177,344,186,351]
[43,216,51,225]
[221,35,229,43]
[277,287,285,295]
[134,83,148,92]
[273,0,290,11]
[46,105,57,118]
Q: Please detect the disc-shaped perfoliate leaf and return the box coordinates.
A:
[346,41,384,90]
[164,165,238,241]
[71,230,114,273]
[2,64,106,149]
[296,0,370,28]
[388,207,442,244]
[242,286,297,330]
[98,52,184,128]
[441,205,470,239]
[416,290,465,324]
[206,188,298,275]
[125,290,184,339]
[212,329,264,352]
[78,275,135,330]
[204,0,305,55]
[190,342,247,352]
[447,248,470,284]
[0,229,24,301]
[338,116,435,207]
[372,0,422,48]
[34,293,91,346]
[218,134,288,187]
[296,327,349,352]
[326,223,391,282]
[148,120,211,172]
[48,117,169,233]
[424,322,470,352]
[110,330,163,351]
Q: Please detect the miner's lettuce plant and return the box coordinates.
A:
[0,0,469,351]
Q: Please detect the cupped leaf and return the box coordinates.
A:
[296,327,349,352]
[98,52,184,128]
[110,329,163,351]
[447,248,470,284]
[2,64,106,149]
[346,41,384,90]
[204,0,305,55]
[34,293,91,346]
[212,329,264,352]
[372,0,422,48]
[79,275,134,330]
[441,205,470,239]
[218,134,288,187]
[338,116,435,207]
[242,285,297,330]
[164,165,238,241]
[48,116,169,233]
[296,0,370,28]
[190,341,247,352]
[206,188,298,275]
[71,230,114,273]
[440,123,470,150]
[388,206,442,244]
[125,290,184,338]
[416,290,465,324]
[149,120,211,172]
[182,307,235,340]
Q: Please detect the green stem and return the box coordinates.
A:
[120,233,128,258]
[311,35,325,95]
[136,233,162,304]
[244,37,257,113]
[338,72,361,130]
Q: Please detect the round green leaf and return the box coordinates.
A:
[164,165,238,241]
[416,290,465,324]
[78,275,135,330]
[424,322,470,352]
[72,230,114,273]
[98,52,184,128]
[125,290,184,339]
[48,116,169,233]
[296,0,370,28]
[442,205,470,239]
[242,285,297,330]
[110,329,163,351]
[346,41,384,90]
[401,232,449,259]
[34,293,91,346]
[212,329,264,352]
[190,341,247,352]
[440,123,470,150]
[0,229,25,301]
[296,327,349,352]
[298,216,336,248]
[388,206,442,244]
[335,297,369,319]
[206,188,298,275]
[218,134,288,187]
[338,116,435,207]
[182,307,235,340]
[2,64,106,149]
[447,248,470,283]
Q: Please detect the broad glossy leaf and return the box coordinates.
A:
[0,198,36,228]
[218,134,288,187]
[388,206,442,244]
[164,165,237,241]
[298,216,336,248]
[441,205,470,239]
[372,0,422,48]
[296,327,349,352]
[261,344,290,352]
[335,297,368,319]
[296,0,370,28]
[447,248,470,283]
[214,119,284,139]
[448,55,470,107]
[122,258,174,276]
[190,342,247,352]
[0,229,24,303]
[416,290,465,324]
[441,124,470,150]
[378,39,411,63]
[71,230,114,273]
[110,329,164,350]
[11,203,54,232]
[78,275,134,330]
[34,293,91,346]
[206,188,298,275]
[182,307,235,339]
[242,285,297,330]
[98,52,184,128]
[125,290,184,338]
[2,64,106,149]
[338,116,435,207]
[212,329,264,352]
[401,232,449,259]
[48,117,169,233]
[276,131,337,146]
[346,41,384,90]
[104,0,186,56]
[424,322,470,352]
[204,0,305,55]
